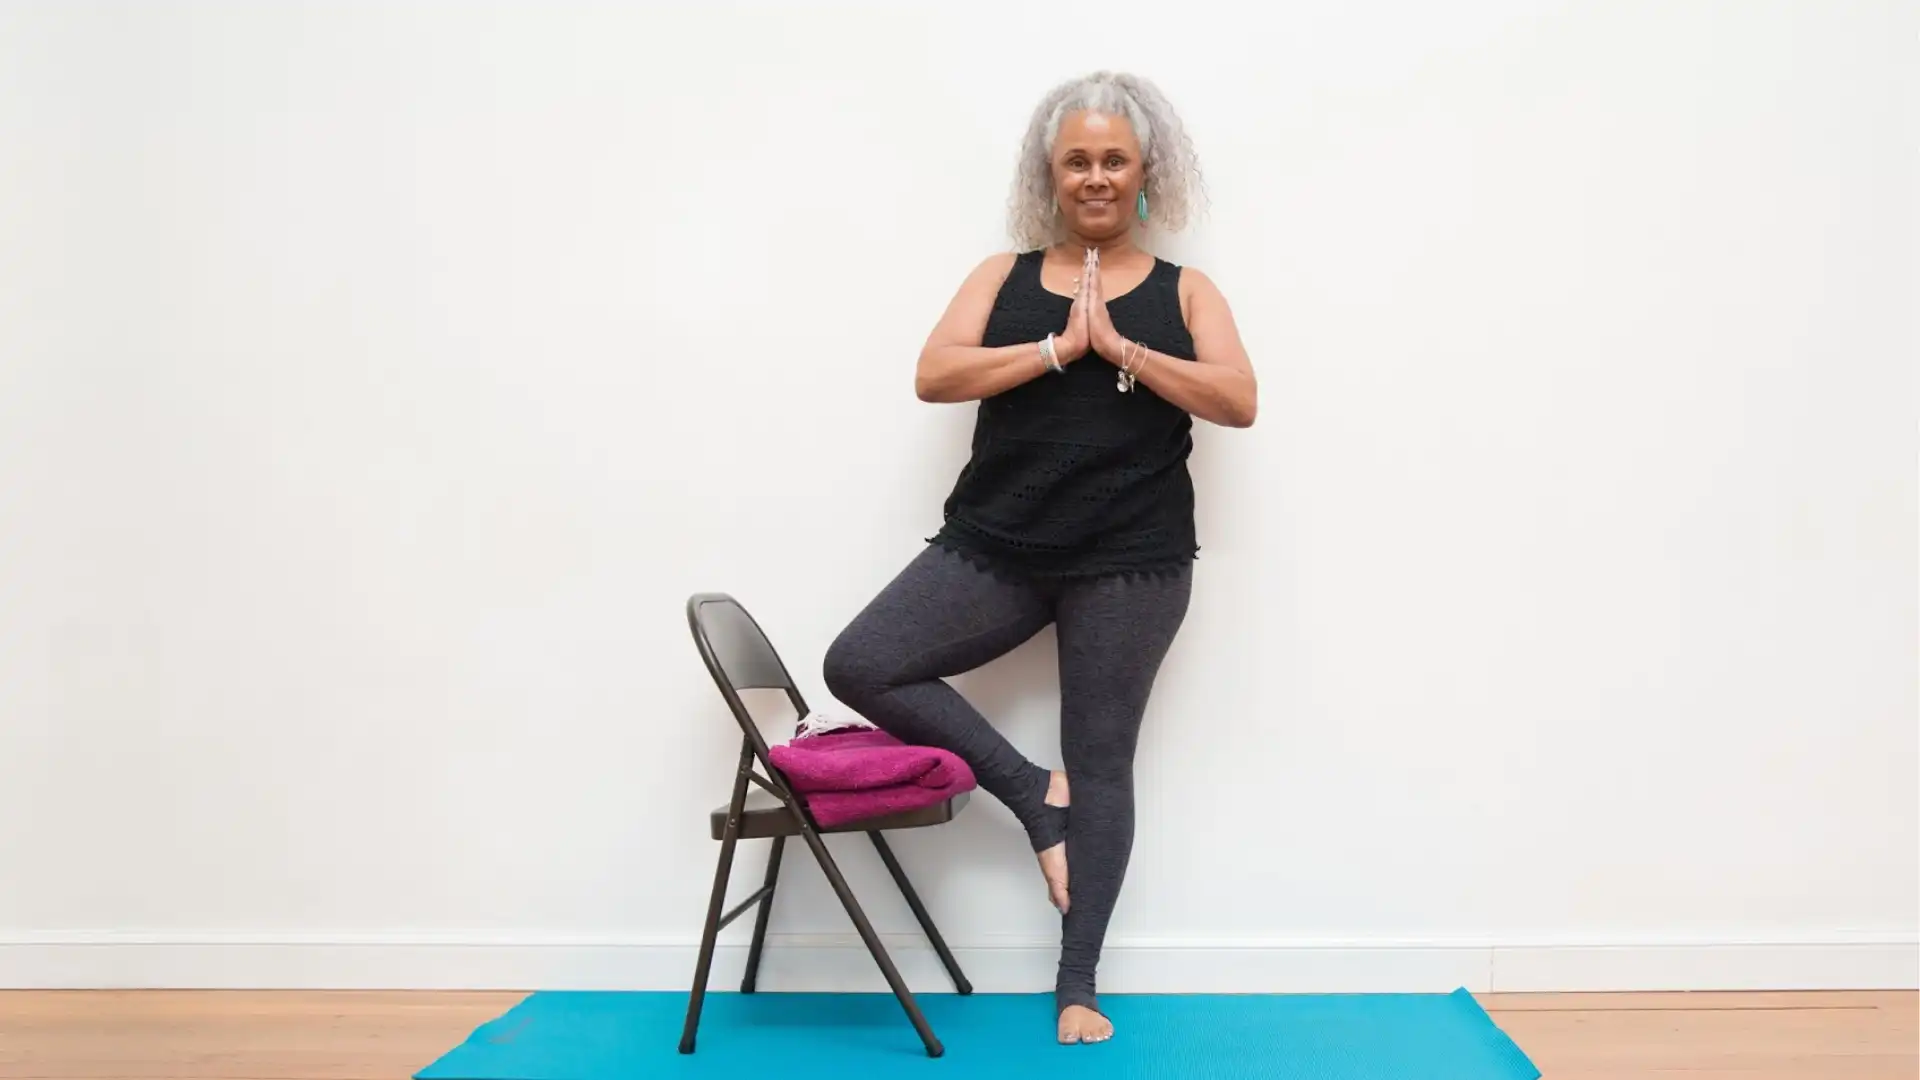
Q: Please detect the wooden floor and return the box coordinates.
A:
[0,990,1913,1079]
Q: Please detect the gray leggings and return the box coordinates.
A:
[822,544,1192,1015]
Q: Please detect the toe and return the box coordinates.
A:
[1048,874,1070,913]
[1037,844,1071,913]
[1058,1005,1111,1045]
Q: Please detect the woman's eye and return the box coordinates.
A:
[1107,157,1125,169]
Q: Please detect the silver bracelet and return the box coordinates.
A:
[1117,339,1145,392]
[1040,333,1063,373]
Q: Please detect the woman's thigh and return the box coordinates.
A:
[825,545,1054,689]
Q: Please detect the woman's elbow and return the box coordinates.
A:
[914,369,949,403]
[1222,385,1258,428]
[913,356,943,402]
[915,352,976,403]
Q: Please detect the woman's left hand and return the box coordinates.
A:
[1084,250,1127,363]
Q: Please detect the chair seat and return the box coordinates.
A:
[709,790,969,840]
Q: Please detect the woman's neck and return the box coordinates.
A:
[1061,231,1139,259]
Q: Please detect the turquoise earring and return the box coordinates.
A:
[1136,189,1149,223]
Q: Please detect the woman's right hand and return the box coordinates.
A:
[1052,247,1096,364]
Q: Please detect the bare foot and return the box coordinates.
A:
[1058,1004,1113,1044]
[1036,770,1071,913]
[1037,842,1069,913]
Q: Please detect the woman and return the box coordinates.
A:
[823,71,1256,1045]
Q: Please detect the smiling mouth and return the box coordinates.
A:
[1082,198,1114,208]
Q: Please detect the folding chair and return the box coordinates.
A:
[679,592,973,1058]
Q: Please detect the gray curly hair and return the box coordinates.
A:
[1008,71,1205,250]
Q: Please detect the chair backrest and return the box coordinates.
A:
[686,593,809,752]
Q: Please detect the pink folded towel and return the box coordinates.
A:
[767,727,975,828]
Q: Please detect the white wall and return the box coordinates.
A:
[1,0,1914,993]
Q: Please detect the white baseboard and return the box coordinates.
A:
[1489,938,1920,992]
[3,931,1914,993]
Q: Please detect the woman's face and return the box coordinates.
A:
[1051,110,1143,240]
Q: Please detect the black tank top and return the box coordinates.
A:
[932,249,1199,580]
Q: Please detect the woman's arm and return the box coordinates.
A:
[1090,265,1258,428]
[914,253,1089,403]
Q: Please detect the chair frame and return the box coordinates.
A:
[679,593,972,1058]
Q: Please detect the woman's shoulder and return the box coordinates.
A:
[1169,261,1225,298]
[997,248,1055,272]
[1165,262,1228,323]
[960,250,1027,287]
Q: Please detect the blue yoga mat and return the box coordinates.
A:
[416,988,1540,1080]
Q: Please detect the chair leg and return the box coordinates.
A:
[740,835,785,993]
[867,831,972,994]
[794,825,945,1058]
[680,745,754,1055]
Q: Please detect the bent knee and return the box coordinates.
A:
[822,629,892,704]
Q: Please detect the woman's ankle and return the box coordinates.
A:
[1055,985,1100,1016]
[1019,766,1069,851]
[1045,768,1071,808]
[1028,802,1070,852]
